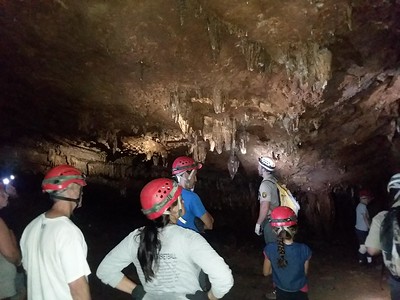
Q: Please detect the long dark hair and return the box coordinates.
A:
[137,212,172,281]
[275,225,298,268]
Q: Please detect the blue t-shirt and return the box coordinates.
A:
[177,189,207,232]
[264,242,312,292]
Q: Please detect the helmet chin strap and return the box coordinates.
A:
[50,187,82,206]
[177,196,186,223]
[163,196,186,223]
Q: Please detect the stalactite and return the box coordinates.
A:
[170,90,180,123]
[222,117,232,152]
[212,86,224,114]
[238,130,249,154]
[169,87,193,137]
[152,154,159,166]
[202,116,214,151]
[197,140,208,163]
[214,119,224,154]
[238,38,270,72]
[206,16,221,62]
[227,152,240,180]
[177,0,186,26]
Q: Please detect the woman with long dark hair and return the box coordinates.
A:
[96,178,233,300]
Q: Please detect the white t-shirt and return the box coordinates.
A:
[355,203,369,231]
[96,224,234,299]
[20,214,91,300]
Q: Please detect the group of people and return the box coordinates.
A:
[354,175,400,299]
[3,154,400,300]
[254,157,400,300]
[1,156,234,300]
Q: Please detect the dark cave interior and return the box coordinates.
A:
[2,0,400,298]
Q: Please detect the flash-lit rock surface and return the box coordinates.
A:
[1,0,400,229]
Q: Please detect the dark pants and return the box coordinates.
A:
[355,229,372,263]
[263,219,277,244]
[389,274,400,300]
[276,288,309,300]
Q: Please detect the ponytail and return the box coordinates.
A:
[275,225,298,269]
[137,215,170,282]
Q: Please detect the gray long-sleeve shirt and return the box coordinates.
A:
[97,224,233,299]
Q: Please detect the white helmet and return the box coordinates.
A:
[258,157,276,172]
[388,173,400,200]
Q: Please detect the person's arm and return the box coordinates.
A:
[362,212,370,228]
[0,218,21,265]
[257,201,270,225]
[200,211,214,230]
[366,212,386,256]
[304,260,310,275]
[69,276,91,300]
[263,257,272,276]
[188,231,234,299]
[97,231,138,290]
[367,247,381,256]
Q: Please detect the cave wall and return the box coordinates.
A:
[0,140,350,237]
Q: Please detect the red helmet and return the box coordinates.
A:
[42,165,86,193]
[270,206,297,227]
[359,189,373,199]
[171,156,202,175]
[140,178,182,220]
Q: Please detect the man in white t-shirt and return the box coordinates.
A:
[20,165,91,300]
[355,189,373,265]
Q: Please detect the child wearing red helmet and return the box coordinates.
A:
[263,206,312,300]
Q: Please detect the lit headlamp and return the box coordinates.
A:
[2,175,15,185]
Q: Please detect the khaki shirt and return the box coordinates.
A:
[366,200,400,250]
[258,174,280,213]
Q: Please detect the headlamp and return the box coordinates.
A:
[2,175,15,185]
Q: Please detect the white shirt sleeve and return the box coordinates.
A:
[365,211,387,250]
[59,226,91,283]
[186,231,234,298]
[96,230,138,288]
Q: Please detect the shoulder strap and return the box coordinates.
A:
[381,207,400,256]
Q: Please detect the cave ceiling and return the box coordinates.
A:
[1,0,400,191]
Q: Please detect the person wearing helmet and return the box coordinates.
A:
[96,178,233,300]
[0,182,22,300]
[20,165,91,300]
[366,173,400,299]
[263,207,312,300]
[255,157,280,244]
[355,189,373,265]
[171,156,214,233]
